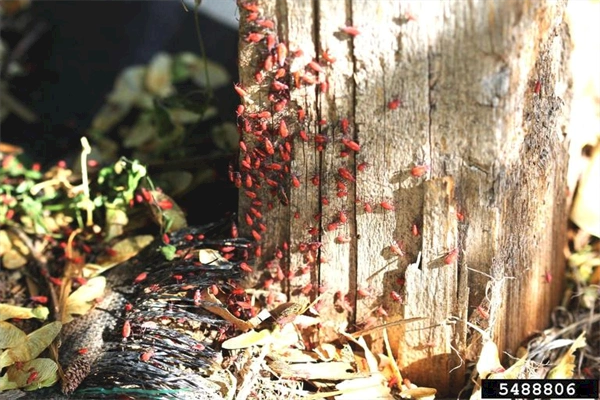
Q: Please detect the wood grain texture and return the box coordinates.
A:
[237,0,570,395]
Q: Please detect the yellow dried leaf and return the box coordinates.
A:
[399,387,437,399]
[0,321,61,368]
[0,358,59,391]
[87,235,153,277]
[1,248,27,269]
[64,276,106,322]
[314,343,338,362]
[148,190,187,232]
[221,329,271,350]
[0,304,49,321]
[547,332,586,379]
[476,340,504,378]
[278,361,360,380]
[198,248,229,266]
[145,53,174,97]
[571,143,600,237]
[334,374,392,400]
[0,229,11,255]
[0,321,26,349]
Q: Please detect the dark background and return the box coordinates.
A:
[1,1,240,224]
[1,0,239,164]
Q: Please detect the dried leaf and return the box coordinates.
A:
[547,332,586,378]
[0,304,49,321]
[399,387,437,399]
[0,229,11,255]
[179,53,230,88]
[276,361,360,380]
[198,248,229,266]
[0,321,62,368]
[64,276,106,322]
[148,190,187,232]
[0,358,59,391]
[334,374,393,400]
[107,66,146,105]
[200,290,253,332]
[145,53,174,97]
[85,235,154,278]
[314,343,338,362]
[475,340,504,378]
[221,329,271,350]
[211,122,239,152]
[340,332,378,374]
[0,321,26,349]
[2,248,27,269]
[122,114,157,148]
[571,143,600,237]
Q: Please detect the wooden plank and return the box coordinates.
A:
[235,0,570,396]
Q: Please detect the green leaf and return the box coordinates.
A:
[161,244,177,261]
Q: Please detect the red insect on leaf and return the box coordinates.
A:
[77,348,88,355]
[297,108,306,121]
[279,119,289,138]
[271,80,289,91]
[322,49,336,64]
[27,370,39,385]
[341,138,360,152]
[251,230,262,241]
[263,54,274,71]
[444,248,458,265]
[244,174,253,188]
[340,25,361,36]
[363,202,373,213]
[256,19,275,29]
[410,164,430,178]
[534,80,541,94]
[245,32,264,43]
[327,222,339,232]
[301,283,313,295]
[291,174,301,188]
[335,235,351,244]
[240,262,253,273]
[476,305,489,319]
[122,320,131,339]
[274,67,286,79]
[140,348,155,362]
[307,60,324,74]
[380,201,395,211]
[133,272,148,283]
[276,43,288,67]
[338,167,356,182]
[387,98,402,110]
[234,83,248,98]
[30,296,48,304]
[266,34,276,51]
[389,240,405,257]
[411,223,420,237]
[390,291,402,303]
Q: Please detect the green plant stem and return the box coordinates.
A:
[193,0,212,100]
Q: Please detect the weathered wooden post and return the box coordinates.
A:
[235,0,571,395]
